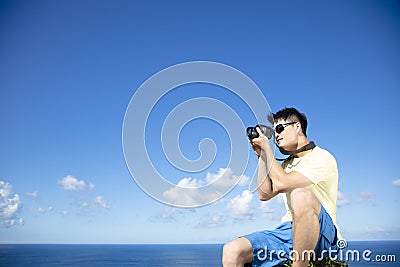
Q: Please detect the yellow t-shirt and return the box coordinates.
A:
[280,146,342,239]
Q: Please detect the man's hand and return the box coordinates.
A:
[249,127,270,158]
[249,138,261,157]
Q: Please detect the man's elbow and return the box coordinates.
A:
[273,181,289,194]
[258,193,268,201]
[258,191,273,201]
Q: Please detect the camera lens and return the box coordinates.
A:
[246,127,252,137]
[246,127,259,140]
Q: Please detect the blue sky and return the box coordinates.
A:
[0,0,399,244]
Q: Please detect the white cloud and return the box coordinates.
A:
[205,168,250,187]
[81,195,109,209]
[94,196,108,208]
[358,226,400,239]
[38,206,52,213]
[25,191,39,198]
[150,207,178,222]
[149,207,195,223]
[163,186,222,207]
[337,191,351,207]
[173,168,249,189]
[259,201,274,214]
[205,213,227,227]
[0,181,12,198]
[226,190,254,221]
[175,177,203,188]
[364,226,385,234]
[358,191,379,206]
[358,191,375,202]
[163,168,250,206]
[58,175,94,191]
[196,190,256,227]
[392,179,400,186]
[60,210,71,216]
[276,194,285,204]
[258,200,282,221]
[195,212,227,228]
[171,189,284,228]
[0,180,23,228]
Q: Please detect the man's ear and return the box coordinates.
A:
[295,122,302,134]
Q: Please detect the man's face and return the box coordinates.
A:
[274,119,299,148]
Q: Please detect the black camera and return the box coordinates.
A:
[246,124,274,140]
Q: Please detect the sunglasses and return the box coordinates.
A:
[274,122,297,134]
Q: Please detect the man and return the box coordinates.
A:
[222,107,341,267]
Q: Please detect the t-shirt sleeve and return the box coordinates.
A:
[294,150,338,185]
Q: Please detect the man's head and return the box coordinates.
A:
[273,107,308,148]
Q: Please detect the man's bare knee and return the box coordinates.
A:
[222,238,253,266]
[290,188,320,218]
[222,241,239,266]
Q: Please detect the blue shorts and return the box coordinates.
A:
[243,204,338,267]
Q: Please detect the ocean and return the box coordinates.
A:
[0,241,398,266]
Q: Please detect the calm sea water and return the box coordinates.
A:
[0,241,398,266]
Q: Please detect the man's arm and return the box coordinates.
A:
[257,156,278,201]
[252,128,313,198]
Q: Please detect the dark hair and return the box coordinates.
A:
[273,107,308,136]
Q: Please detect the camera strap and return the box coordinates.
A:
[275,141,316,161]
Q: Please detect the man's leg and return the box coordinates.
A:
[222,237,253,267]
[290,188,321,267]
